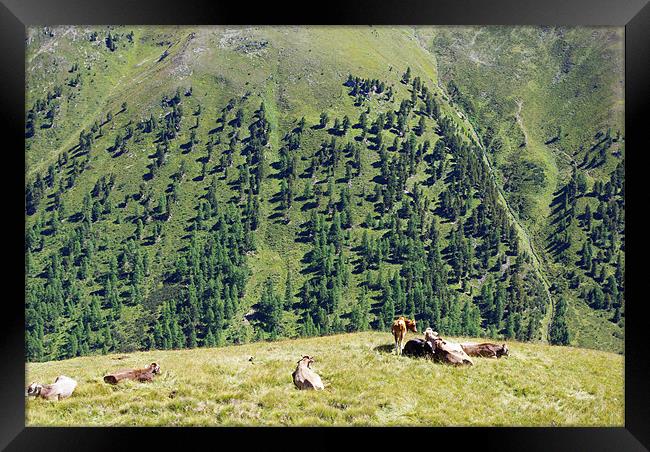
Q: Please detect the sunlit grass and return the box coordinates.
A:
[26,331,623,426]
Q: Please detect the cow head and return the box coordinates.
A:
[424,328,439,342]
[26,382,42,397]
[405,318,417,333]
[499,344,509,357]
[432,338,445,351]
[298,355,314,368]
[148,362,161,374]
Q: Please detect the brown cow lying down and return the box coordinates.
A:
[292,356,324,390]
[26,375,77,401]
[428,338,474,366]
[103,362,161,385]
[461,342,509,358]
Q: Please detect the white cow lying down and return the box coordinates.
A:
[423,327,474,366]
[26,375,77,401]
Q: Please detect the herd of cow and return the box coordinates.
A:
[291,317,510,391]
[25,316,509,398]
[391,316,509,365]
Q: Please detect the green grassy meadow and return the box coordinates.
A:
[26,331,623,426]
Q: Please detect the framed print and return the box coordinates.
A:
[2,0,648,449]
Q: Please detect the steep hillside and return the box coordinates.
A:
[25,331,624,426]
[24,26,624,362]
[417,26,625,351]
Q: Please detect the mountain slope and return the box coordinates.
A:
[25,331,624,426]
[417,26,625,351]
[24,26,624,362]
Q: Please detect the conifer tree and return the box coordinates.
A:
[549,297,571,345]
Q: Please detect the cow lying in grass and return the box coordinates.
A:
[26,375,77,401]
[392,316,417,355]
[292,356,324,390]
[429,338,474,366]
[420,328,473,366]
[461,342,509,358]
[103,362,161,385]
[402,339,435,359]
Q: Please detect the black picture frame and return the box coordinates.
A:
[2,0,648,450]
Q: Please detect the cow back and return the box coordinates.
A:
[403,339,434,358]
[437,341,474,365]
[293,363,324,390]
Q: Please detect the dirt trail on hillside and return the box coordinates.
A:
[459,100,555,342]
[27,31,196,179]
[413,35,555,340]
[515,100,529,147]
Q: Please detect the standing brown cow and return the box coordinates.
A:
[391,316,417,355]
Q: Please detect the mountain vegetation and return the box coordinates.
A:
[24,26,624,362]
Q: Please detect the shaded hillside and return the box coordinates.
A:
[24,26,624,362]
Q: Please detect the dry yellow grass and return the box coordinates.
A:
[25,332,623,426]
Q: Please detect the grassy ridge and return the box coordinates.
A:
[26,331,623,426]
